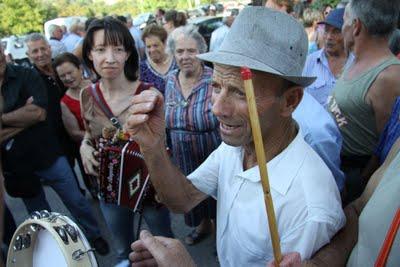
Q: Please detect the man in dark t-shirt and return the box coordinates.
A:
[1,40,109,254]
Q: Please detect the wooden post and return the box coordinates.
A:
[241,67,282,264]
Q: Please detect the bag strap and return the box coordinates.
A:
[88,83,122,129]
[375,208,400,267]
[88,82,153,129]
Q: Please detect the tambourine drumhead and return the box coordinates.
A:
[33,230,67,267]
[7,212,98,267]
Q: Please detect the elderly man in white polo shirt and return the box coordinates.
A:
[126,7,345,267]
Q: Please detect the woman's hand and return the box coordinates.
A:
[80,140,100,176]
[125,89,166,153]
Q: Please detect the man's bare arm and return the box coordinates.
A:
[366,64,400,133]
[61,103,84,142]
[1,104,46,128]
[126,89,208,213]
[142,141,207,213]
[0,127,24,142]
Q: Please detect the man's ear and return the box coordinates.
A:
[280,86,303,117]
[353,18,362,36]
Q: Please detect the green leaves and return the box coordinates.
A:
[0,0,213,37]
[311,0,342,11]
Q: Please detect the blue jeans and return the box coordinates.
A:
[22,156,101,239]
[100,201,173,261]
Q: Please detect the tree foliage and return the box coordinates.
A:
[0,0,213,37]
[311,0,342,11]
[0,0,56,36]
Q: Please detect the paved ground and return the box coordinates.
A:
[5,167,219,267]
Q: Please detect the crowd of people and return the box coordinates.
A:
[1,0,400,266]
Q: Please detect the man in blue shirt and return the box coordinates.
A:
[302,8,353,108]
[294,91,345,191]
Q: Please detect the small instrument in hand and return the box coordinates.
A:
[97,128,154,211]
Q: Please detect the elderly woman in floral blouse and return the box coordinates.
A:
[139,24,177,95]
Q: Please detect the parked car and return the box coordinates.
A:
[1,35,30,67]
[189,16,224,48]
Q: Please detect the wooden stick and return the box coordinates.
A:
[241,67,282,264]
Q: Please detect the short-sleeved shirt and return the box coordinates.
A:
[139,59,178,95]
[129,26,145,50]
[1,64,61,171]
[35,67,67,135]
[164,66,220,175]
[34,67,72,156]
[293,91,345,191]
[48,38,67,58]
[303,49,354,108]
[188,131,345,266]
[62,33,82,52]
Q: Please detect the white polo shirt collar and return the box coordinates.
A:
[235,130,304,196]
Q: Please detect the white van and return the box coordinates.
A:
[1,35,31,66]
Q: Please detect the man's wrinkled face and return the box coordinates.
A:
[174,35,201,77]
[211,64,283,147]
[26,39,52,68]
[323,24,345,55]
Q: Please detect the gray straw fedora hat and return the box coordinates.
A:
[197,7,316,87]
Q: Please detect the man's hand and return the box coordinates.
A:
[80,141,100,176]
[129,230,196,267]
[125,89,166,153]
[0,127,24,142]
[267,252,301,267]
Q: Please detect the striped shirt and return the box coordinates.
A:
[164,66,221,175]
[302,49,354,108]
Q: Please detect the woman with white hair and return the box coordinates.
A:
[164,25,221,245]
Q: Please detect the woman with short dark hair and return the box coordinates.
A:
[140,24,177,95]
[80,17,173,267]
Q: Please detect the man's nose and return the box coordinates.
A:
[212,91,232,118]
